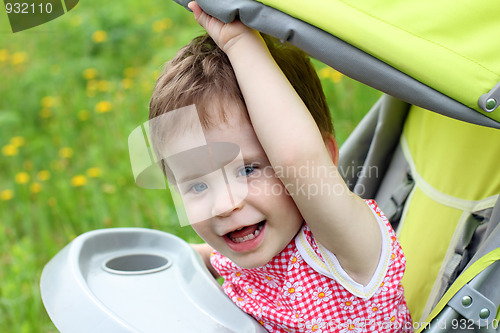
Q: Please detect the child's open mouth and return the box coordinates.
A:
[224,221,266,252]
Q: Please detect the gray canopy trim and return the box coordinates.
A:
[339,95,414,229]
[173,0,500,129]
[339,95,410,199]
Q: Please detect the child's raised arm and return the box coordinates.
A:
[188,2,381,285]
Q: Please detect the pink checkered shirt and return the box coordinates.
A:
[210,200,412,332]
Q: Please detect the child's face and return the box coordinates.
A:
[165,107,303,269]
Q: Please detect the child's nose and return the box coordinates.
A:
[212,189,244,218]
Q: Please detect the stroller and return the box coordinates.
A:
[41,0,500,331]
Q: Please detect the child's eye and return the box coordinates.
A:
[190,182,208,193]
[238,165,257,177]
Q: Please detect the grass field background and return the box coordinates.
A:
[0,1,381,331]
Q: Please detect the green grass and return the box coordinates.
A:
[0,1,381,331]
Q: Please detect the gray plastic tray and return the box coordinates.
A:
[40,228,267,332]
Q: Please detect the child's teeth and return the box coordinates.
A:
[230,223,264,244]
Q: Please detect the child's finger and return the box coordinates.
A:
[187,0,254,52]
[188,1,213,30]
[187,1,202,19]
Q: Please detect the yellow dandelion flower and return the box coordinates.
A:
[10,136,25,147]
[83,68,98,80]
[86,167,101,178]
[78,109,90,121]
[71,175,87,187]
[37,170,51,181]
[2,144,18,156]
[123,67,137,78]
[152,20,163,32]
[15,172,30,184]
[40,108,52,118]
[59,147,74,159]
[30,182,42,194]
[152,18,172,33]
[95,101,112,113]
[92,30,107,43]
[11,52,28,65]
[1,189,14,201]
[318,67,343,83]
[0,49,9,62]
[121,78,133,90]
[318,67,333,79]
[41,96,56,108]
[97,80,109,92]
[330,70,343,83]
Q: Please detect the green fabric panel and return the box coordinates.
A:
[258,0,500,120]
[404,106,500,201]
[497,306,500,327]
[398,105,500,321]
[399,188,463,322]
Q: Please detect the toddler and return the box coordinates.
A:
[148,2,412,332]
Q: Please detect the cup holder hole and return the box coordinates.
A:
[104,254,171,275]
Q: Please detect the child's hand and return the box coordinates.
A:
[191,243,220,278]
[188,1,257,54]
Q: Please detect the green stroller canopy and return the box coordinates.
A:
[174,0,500,129]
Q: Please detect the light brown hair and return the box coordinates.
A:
[149,33,333,137]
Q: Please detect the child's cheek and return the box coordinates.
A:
[190,219,214,242]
